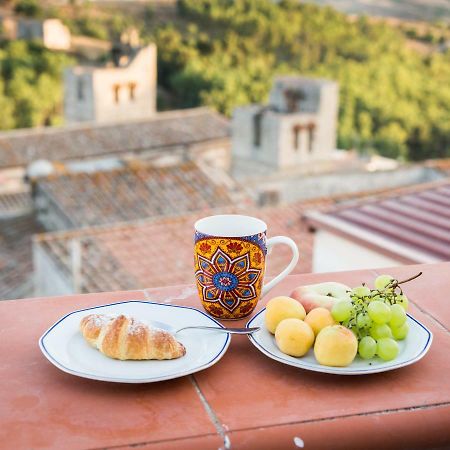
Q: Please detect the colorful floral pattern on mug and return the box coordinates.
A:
[194,232,267,319]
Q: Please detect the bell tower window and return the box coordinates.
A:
[113,84,120,104]
[77,77,85,101]
[253,111,263,148]
[129,82,136,101]
[293,125,302,151]
[307,123,315,153]
[284,89,305,113]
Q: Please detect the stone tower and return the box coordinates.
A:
[64,43,157,124]
[232,76,339,172]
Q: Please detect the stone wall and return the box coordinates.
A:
[312,229,402,273]
[64,69,96,123]
[33,184,75,231]
[252,166,443,205]
[232,77,339,172]
[64,44,157,124]
[42,19,71,50]
[0,16,17,40]
[33,242,74,297]
[93,44,157,123]
[17,19,43,40]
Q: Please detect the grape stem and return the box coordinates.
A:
[388,272,423,289]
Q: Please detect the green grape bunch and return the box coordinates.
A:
[331,272,422,362]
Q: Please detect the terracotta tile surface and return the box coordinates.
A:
[112,434,224,450]
[8,177,443,303]
[1,264,449,449]
[0,190,32,216]
[36,161,243,228]
[193,304,448,430]
[35,198,330,294]
[228,405,450,450]
[0,186,36,302]
[305,179,450,263]
[32,178,449,300]
[425,158,450,175]
[190,265,450,448]
[0,211,43,300]
[0,107,229,169]
[0,289,217,450]
[22,288,147,306]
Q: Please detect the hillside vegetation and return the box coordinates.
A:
[152,0,450,160]
[0,0,449,161]
[0,40,73,129]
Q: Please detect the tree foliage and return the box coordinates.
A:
[0,0,448,160]
[13,0,42,18]
[61,4,136,42]
[0,40,73,129]
[152,0,450,160]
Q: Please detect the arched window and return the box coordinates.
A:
[284,89,305,113]
[113,84,120,104]
[77,77,84,101]
[293,124,303,151]
[129,82,137,101]
[307,123,316,153]
[253,111,263,148]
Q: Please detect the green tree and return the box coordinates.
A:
[1,0,449,160]
[0,40,72,129]
[14,0,42,17]
[153,0,450,160]
[0,80,15,129]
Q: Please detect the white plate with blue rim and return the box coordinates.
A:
[247,308,433,375]
[39,301,231,383]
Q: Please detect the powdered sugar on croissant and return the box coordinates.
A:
[80,314,186,360]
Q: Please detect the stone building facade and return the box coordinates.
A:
[0,15,71,50]
[232,76,339,173]
[64,44,157,124]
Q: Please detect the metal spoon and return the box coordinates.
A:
[175,326,260,335]
[143,319,260,335]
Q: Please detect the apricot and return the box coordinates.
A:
[265,296,306,334]
[304,307,336,336]
[275,318,314,357]
[314,325,357,367]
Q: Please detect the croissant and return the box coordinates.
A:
[80,314,186,360]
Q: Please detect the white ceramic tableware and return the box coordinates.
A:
[247,309,432,375]
[39,300,231,383]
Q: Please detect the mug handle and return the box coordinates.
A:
[262,236,299,297]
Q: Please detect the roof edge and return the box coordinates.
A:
[33,206,239,244]
[304,211,440,265]
[0,107,228,139]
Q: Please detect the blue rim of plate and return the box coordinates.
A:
[246,308,433,375]
[39,300,231,383]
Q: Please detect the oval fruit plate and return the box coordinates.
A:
[247,308,432,375]
[39,301,231,383]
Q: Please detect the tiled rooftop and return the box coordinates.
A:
[0,190,32,217]
[305,179,450,263]
[0,189,40,300]
[0,108,229,169]
[0,212,43,300]
[424,158,450,175]
[35,198,332,293]
[34,179,450,295]
[35,161,244,227]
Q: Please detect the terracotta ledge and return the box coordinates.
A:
[0,262,449,449]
